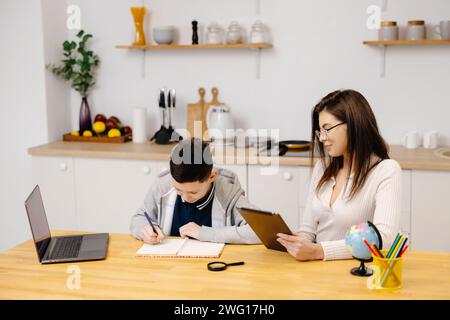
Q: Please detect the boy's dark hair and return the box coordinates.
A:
[170,138,214,183]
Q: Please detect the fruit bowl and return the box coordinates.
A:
[64,114,133,143]
[63,132,132,143]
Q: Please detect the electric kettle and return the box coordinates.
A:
[206,105,235,145]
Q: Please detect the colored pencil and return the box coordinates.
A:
[386,233,401,258]
[399,244,409,257]
[373,244,385,258]
[363,239,380,257]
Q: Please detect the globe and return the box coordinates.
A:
[345,221,383,277]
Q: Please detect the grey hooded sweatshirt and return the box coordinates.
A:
[130,167,261,244]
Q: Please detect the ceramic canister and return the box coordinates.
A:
[379,21,399,41]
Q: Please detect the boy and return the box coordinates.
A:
[130,138,260,244]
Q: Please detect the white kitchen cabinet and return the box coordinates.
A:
[31,156,77,230]
[401,170,411,235]
[248,165,303,230]
[411,170,450,252]
[74,158,164,233]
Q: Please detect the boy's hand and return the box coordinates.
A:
[179,222,201,240]
[141,224,165,244]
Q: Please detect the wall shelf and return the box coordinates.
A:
[363,40,450,77]
[116,43,273,79]
[364,40,450,46]
[116,43,272,50]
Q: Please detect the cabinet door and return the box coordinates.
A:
[31,156,76,230]
[298,166,313,229]
[401,170,411,235]
[74,158,163,233]
[248,166,301,230]
[411,170,450,252]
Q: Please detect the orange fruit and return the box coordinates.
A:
[83,130,93,137]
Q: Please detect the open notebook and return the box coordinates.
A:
[135,238,225,258]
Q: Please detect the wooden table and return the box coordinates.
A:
[1,231,449,300]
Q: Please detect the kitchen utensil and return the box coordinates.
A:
[187,88,206,139]
[423,131,439,149]
[278,140,310,156]
[153,26,175,44]
[434,21,450,40]
[204,87,225,141]
[167,88,181,142]
[192,20,199,44]
[206,104,235,146]
[403,131,421,149]
[150,87,181,144]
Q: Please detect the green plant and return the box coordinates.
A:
[46,30,100,98]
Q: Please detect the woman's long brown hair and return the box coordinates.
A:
[310,90,390,201]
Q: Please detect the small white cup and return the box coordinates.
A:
[403,131,421,149]
[423,131,439,149]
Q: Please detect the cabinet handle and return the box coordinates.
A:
[143,166,151,175]
[283,172,293,181]
[59,163,68,171]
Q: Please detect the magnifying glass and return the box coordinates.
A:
[207,261,245,272]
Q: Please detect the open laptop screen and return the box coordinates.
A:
[24,185,51,261]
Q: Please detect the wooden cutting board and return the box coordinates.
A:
[203,87,224,140]
[187,88,206,139]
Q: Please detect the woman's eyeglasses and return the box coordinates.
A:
[315,122,345,140]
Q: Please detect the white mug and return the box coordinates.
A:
[423,131,439,149]
[403,131,421,149]
[434,21,450,40]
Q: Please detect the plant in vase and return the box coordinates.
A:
[46,30,100,135]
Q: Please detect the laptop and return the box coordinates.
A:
[238,207,293,252]
[24,185,109,264]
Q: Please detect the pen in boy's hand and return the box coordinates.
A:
[143,210,159,235]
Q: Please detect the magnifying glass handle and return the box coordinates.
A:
[226,261,245,267]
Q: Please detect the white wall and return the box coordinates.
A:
[0,0,48,252]
[1,0,450,252]
[64,0,450,145]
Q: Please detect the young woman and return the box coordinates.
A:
[277,89,402,261]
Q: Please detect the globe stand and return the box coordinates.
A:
[350,257,373,277]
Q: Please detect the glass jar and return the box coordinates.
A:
[226,21,244,44]
[206,22,224,44]
[250,20,269,43]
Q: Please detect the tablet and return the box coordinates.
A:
[238,207,293,252]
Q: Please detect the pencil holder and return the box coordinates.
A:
[371,249,403,290]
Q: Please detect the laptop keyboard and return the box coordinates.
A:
[48,236,83,260]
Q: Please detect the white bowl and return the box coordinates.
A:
[153,27,175,45]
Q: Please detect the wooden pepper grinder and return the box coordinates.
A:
[192,20,199,45]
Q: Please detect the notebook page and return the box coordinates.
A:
[178,239,225,258]
[135,238,187,256]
